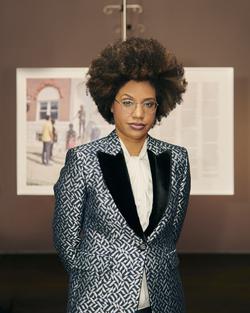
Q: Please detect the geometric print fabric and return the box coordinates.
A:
[53,129,191,313]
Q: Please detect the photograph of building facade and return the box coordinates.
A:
[26,77,113,186]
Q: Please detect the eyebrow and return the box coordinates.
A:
[121,93,156,101]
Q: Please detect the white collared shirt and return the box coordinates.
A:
[119,137,153,309]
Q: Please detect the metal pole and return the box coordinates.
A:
[103,2,143,39]
[122,0,127,41]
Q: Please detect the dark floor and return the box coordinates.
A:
[0,254,249,313]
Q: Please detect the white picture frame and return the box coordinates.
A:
[16,68,113,195]
[17,67,234,195]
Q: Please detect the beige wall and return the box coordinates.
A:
[0,0,249,253]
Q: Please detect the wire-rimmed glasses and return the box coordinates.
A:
[114,98,158,114]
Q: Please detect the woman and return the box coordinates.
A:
[53,37,191,313]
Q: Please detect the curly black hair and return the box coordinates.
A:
[86,37,187,124]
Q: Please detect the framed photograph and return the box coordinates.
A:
[16,68,113,195]
[17,67,234,195]
[151,67,234,195]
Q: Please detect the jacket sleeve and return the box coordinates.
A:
[172,147,191,243]
[52,148,87,272]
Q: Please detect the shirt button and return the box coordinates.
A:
[139,242,147,251]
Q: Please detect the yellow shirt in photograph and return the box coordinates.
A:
[42,120,53,142]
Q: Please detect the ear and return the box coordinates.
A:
[110,103,114,113]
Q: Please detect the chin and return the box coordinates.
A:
[128,131,148,140]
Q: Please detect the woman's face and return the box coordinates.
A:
[111,80,157,142]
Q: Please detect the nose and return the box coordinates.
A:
[132,103,145,118]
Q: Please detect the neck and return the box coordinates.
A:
[116,129,147,156]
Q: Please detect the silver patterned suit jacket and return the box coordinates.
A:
[53,129,191,313]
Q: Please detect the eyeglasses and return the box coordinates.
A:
[114,98,158,114]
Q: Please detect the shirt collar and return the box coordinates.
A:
[119,137,148,160]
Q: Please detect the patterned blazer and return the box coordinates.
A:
[53,129,191,313]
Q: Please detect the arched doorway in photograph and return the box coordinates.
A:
[36,86,60,121]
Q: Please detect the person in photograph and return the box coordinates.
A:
[66,123,77,150]
[90,124,101,141]
[41,114,53,165]
[77,104,86,139]
[53,37,191,313]
[50,118,57,160]
[86,120,101,142]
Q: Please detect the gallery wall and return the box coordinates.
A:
[0,0,249,253]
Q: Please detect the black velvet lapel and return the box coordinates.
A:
[145,149,171,237]
[97,150,145,239]
[97,146,171,239]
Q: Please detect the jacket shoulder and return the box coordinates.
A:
[69,136,107,157]
[150,136,188,158]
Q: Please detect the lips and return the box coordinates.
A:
[129,123,146,130]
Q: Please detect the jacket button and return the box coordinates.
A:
[139,243,147,251]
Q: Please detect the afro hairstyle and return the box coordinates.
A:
[86,37,187,124]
